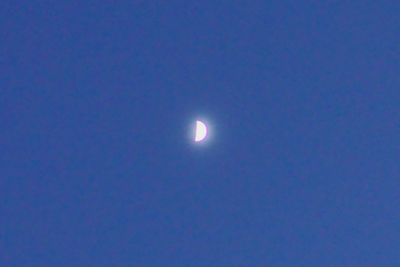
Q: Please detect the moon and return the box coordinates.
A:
[195,120,207,142]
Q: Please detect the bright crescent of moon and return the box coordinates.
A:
[195,121,207,142]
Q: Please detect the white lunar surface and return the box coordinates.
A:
[195,121,207,142]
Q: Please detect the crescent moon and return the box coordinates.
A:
[195,120,207,142]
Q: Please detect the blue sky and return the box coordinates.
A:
[1,1,400,266]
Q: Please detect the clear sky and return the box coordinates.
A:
[1,1,399,266]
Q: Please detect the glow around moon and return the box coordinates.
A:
[195,120,207,142]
